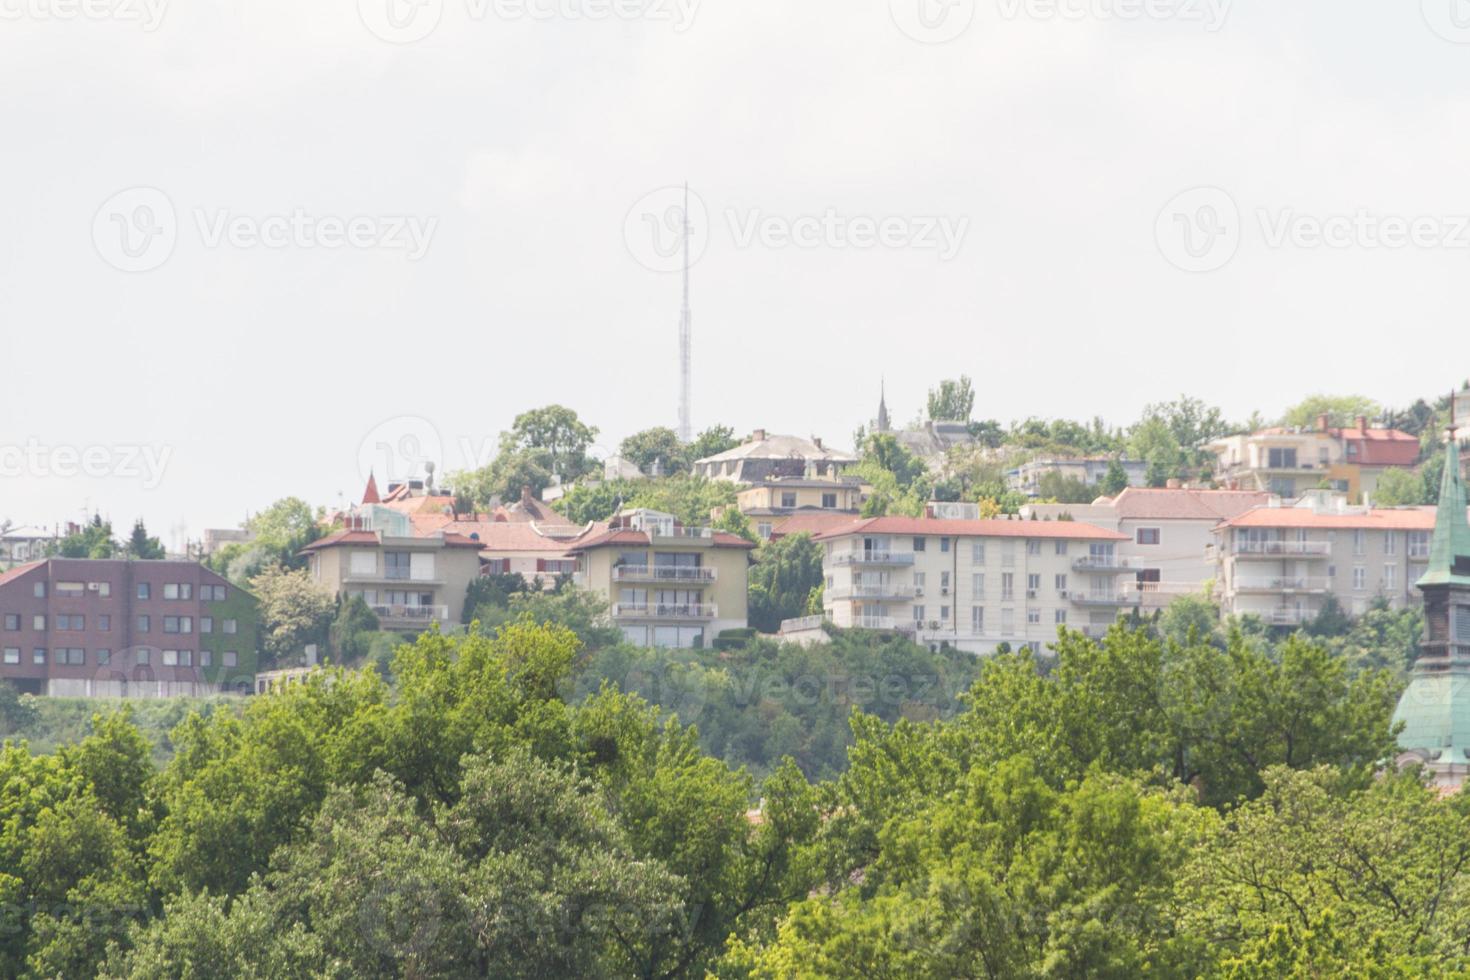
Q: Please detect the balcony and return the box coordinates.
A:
[779,614,829,633]
[612,565,717,584]
[1263,609,1312,626]
[649,527,714,542]
[613,603,717,621]
[1234,577,1331,594]
[1070,591,1144,607]
[372,604,449,627]
[828,584,916,601]
[832,551,916,567]
[1231,541,1330,559]
[1072,554,1134,573]
[343,572,446,587]
[848,616,917,633]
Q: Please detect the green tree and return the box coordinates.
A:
[926,376,975,422]
[1372,466,1428,506]
[248,564,335,665]
[1099,456,1131,496]
[619,426,687,475]
[54,514,116,558]
[1034,469,1096,503]
[747,533,825,633]
[508,404,599,481]
[125,519,165,560]
[1281,394,1381,430]
[328,594,381,663]
[685,424,740,464]
[1129,416,1185,487]
[1137,395,1234,466]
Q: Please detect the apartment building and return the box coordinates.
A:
[1025,487,1273,609]
[0,558,259,697]
[1212,497,1437,626]
[1207,416,1419,500]
[814,516,1135,655]
[1009,457,1148,496]
[302,505,484,631]
[692,430,856,484]
[567,509,754,648]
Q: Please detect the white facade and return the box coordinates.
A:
[817,519,1136,655]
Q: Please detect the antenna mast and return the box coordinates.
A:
[678,183,693,443]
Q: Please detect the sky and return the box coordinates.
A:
[2,0,1470,547]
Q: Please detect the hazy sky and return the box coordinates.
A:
[2,0,1469,546]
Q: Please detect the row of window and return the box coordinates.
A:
[837,572,1086,599]
[911,606,1070,631]
[4,614,238,633]
[29,581,229,600]
[2,648,239,667]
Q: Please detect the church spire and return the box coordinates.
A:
[1419,401,1470,589]
[876,379,891,433]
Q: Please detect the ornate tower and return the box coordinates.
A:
[876,379,891,434]
[1391,417,1470,791]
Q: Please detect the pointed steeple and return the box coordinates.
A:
[876,379,891,433]
[362,471,381,505]
[1418,414,1470,589]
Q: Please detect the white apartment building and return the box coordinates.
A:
[1024,487,1273,610]
[814,517,1135,655]
[1212,497,1437,626]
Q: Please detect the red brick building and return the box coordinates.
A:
[0,559,259,697]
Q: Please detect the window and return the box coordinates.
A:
[223,651,238,667]
[136,615,150,633]
[2,648,17,665]
[136,649,150,665]
[1001,609,1014,633]
[971,607,984,634]
[1384,564,1397,590]
[180,650,193,666]
[913,572,926,592]
[757,523,773,540]
[98,615,110,631]
[939,605,950,621]
[55,649,84,665]
[1027,608,1041,625]
[912,605,926,623]
[781,492,797,508]
[222,619,237,635]
[56,581,84,597]
[1136,527,1161,545]
[913,537,927,552]
[1002,541,1015,566]
[32,649,45,664]
[200,650,212,666]
[1055,609,1068,625]
[163,650,178,666]
[163,616,193,634]
[940,537,951,553]
[821,493,837,509]
[1027,573,1040,594]
[56,614,84,630]
[1055,540,1068,555]
[1267,447,1297,468]
[1353,566,1367,591]
[1353,530,1366,556]
[33,582,45,598]
[200,617,213,634]
[1055,574,1068,592]
[940,571,951,592]
[1001,572,1015,600]
[971,573,985,595]
[1384,534,1396,556]
[137,583,150,599]
[1410,531,1431,559]
[92,582,110,597]
[3,615,17,631]
[385,551,412,580]
[96,649,110,665]
[32,615,45,631]
[164,584,179,600]
[203,585,227,601]
[971,541,986,563]
[1025,540,1041,556]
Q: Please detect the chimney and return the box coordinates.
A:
[1356,415,1368,432]
[1316,413,1330,432]
[812,436,823,450]
[520,485,532,506]
[752,428,766,442]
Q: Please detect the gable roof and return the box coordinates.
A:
[1219,507,1437,532]
[1107,487,1274,521]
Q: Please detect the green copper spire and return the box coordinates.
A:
[1416,436,1470,589]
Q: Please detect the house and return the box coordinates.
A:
[1207,415,1419,501]
[0,558,259,697]
[1009,457,1148,496]
[1211,492,1438,625]
[732,476,865,540]
[301,505,484,632]
[814,516,1135,655]
[566,509,754,648]
[1024,487,1274,609]
[692,430,856,484]
[0,526,54,569]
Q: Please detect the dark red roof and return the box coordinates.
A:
[362,473,381,505]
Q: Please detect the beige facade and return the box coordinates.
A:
[1207,419,1419,501]
[815,517,1135,655]
[735,478,864,541]
[693,430,857,485]
[1213,499,1435,625]
[303,511,484,632]
[569,510,753,648]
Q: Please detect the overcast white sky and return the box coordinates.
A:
[2,0,1469,546]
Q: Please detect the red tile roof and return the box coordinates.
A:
[1220,507,1439,531]
[1106,487,1274,521]
[565,528,757,553]
[300,528,484,553]
[0,561,43,588]
[767,513,867,539]
[362,473,381,505]
[813,517,1127,541]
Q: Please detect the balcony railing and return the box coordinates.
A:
[1128,581,1202,597]
[1072,554,1134,572]
[779,615,828,633]
[1070,591,1144,607]
[832,551,916,567]
[1264,609,1312,626]
[828,584,916,600]
[649,526,714,540]
[372,604,449,624]
[849,616,917,633]
[613,565,717,583]
[613,603,717,620]
[1234,577,1331,593]
[1232,541,1330,558]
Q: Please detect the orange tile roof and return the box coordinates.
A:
[0,561,43,587]
[1220,507,1439,531]
[1107,487,1274,521]
[565,528,757,553]
[768,513,867,538]
[813,517,1127,542]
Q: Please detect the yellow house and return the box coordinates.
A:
[567,509,754,648]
